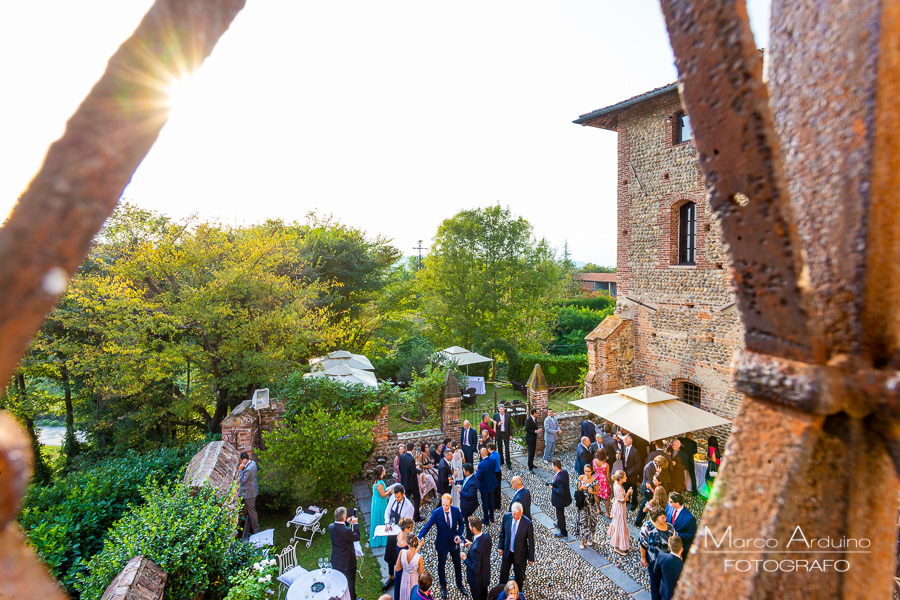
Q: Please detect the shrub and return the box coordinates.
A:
[276,373,399,422]
[548,306,613,355]
[224,558,278,600]
[259,405,374,506]
[516,353,587,386]
[19,444,201,594]
[75,482,263,600]
[563,295,615,312]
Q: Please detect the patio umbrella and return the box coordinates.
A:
[309,350,375,371]
[568,385,731,441]
[303,364,379,388]
[435,345,494,376]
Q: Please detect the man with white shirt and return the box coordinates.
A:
[497,502,534,588]
[542,409,561,461]
[419,494,467,599]
[621,434,641,510]
[461,516,492,600]
[459,463,480,540]
[382,485,414,590]
[460,420,477,464]
[493,405,513,466]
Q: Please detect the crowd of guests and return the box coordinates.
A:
[360,409,720,600]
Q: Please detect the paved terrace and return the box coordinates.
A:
[353,440,707,600]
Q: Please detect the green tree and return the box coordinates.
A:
[56,206,336,442]
[418,205,564,352]
[580,263,616,273]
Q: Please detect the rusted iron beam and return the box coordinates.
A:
[0,0,247,391]
[659,0,822,365]
[659,0,900,598]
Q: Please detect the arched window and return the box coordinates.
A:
[678,201,696,265]
[679,380,702,408]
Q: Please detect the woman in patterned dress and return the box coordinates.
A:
[577,462,600,549]
[593,448,612,519]
[608,470,633,555]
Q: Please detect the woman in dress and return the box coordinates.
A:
[608,470,633,555]
[370,465,390,549]
[396,532,425,600]
[577,462,600,549]
[450,440,464,508]
[417,446,438,505]
[707,436,722,488]
[479,413,496,440]
[594,448,612,518]
[641,484,668,523]
[391,518,415,600]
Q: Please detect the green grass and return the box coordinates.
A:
[257,498,384,600]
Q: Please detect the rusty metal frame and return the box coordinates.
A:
[659,0,900,598]
[0,1,247,597]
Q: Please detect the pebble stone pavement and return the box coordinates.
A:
[353,440,709,600]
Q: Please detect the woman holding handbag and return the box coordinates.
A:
[706,436,721,487]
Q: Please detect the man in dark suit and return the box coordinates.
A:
[461,516,492,600]
[599,425,618,473]
[580,418,597,444]
[666,492,697,555]
[459,463,480,540]
[438,448,454,497]
[548,458,571,538]
[509,476,532,521]
[488,442,503,510]
[493,405,513,466]
[621,434,641,509]
[523,409,541,471]
[497,502,534,588]
[655,535,685,600]
[677,433,698,491]
[418,494,467,599]
[475,447,498,524]
[328,507,361,600]
[399,442,422,520]
[574,436,592,479]
[461,420,477,465]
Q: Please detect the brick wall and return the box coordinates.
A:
[555,410,590,449]
[588,89,743,442]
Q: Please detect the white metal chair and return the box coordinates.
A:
[286,506,326,548]
[275,543,308,599]
[354,541,364,579]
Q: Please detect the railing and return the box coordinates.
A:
[547,385,584,413]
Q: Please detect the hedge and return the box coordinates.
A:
[562,295,615,311]
[515,353,587,386]
[19,444,201,594]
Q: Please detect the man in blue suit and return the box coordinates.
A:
[461,420,477,465]
[665,492,697,555]
[419,493,467,599]
[509,476,532,521]
[654,535,685,600]
[497,502,534,588]
[461,516,492,600]
[459,463,480,540]
[475,447,498,524]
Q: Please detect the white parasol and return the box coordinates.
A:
[304,364,379,388]
[309,350,375,371]
[568,385,731,441]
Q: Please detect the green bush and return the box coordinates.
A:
[224,558,278,600]
[276,373,399,422]
[19,444,201,594]
[563,295,615,312]
[76,482,263,600]
[259,405,374,506]
[548,305,613,355]
[516,353,587,386]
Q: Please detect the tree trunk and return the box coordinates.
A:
[60,362,79,458]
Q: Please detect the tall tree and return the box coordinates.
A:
[418,205,563,352]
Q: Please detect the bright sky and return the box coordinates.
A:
[1,1,771,266]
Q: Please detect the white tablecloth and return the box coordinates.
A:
[467,376,486,395]
[693,461,710,497]
[287,569,350,600]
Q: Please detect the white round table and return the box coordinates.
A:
[286,568,350,600]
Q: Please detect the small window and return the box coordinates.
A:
[679,381,701,408]
[678,201,696,265]
[675,112,692,144]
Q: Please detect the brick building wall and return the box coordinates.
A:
[581,89,743,442]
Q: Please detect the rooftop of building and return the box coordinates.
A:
[576,272,617,283]
[572,81,678,131]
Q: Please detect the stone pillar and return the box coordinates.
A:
[220,399,259,457]
[100,556,166,600]
[373,404,390,444]
[442,369,462,441]
[257,399,286,451]
[583,315,634,397]
[526,364,549,457]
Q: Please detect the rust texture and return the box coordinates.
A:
[0,0,248,394]
[659,0,900,598]
[0,0,247,597]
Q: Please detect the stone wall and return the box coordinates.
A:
[584,89,743,442]
[100,556,166,600]
[220,399,286,459]
[555,409,590,449]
